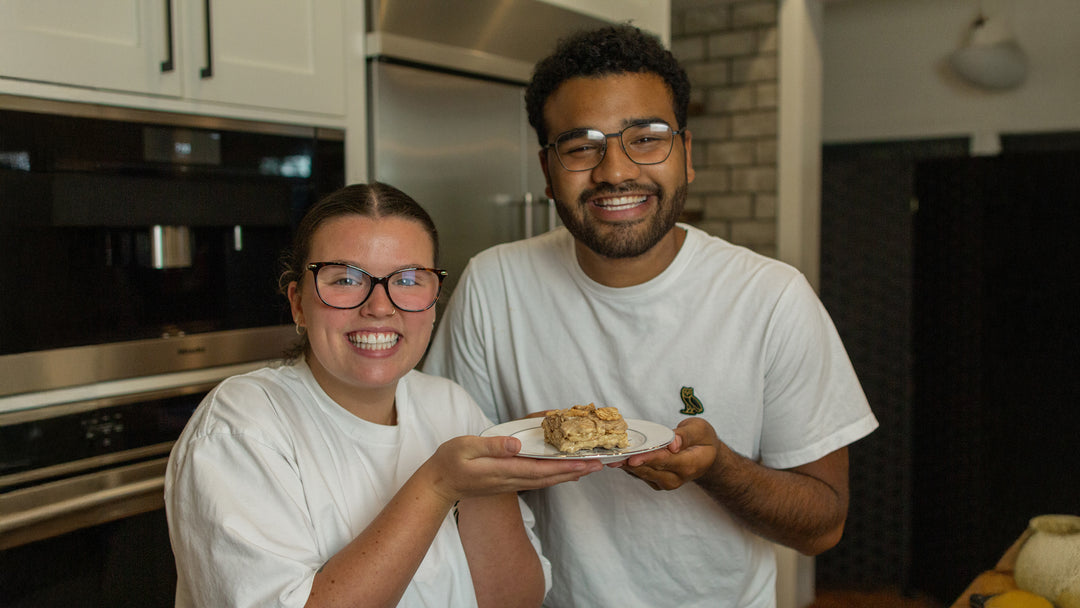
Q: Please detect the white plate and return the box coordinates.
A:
[480,418,675,464]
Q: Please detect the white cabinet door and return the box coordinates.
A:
[0,0,179,96]
[0,0,344,117]
[179,0,344,115]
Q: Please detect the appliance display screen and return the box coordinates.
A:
[143,127,222,166]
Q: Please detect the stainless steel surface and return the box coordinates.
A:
[0,325,293,399]
[0,97,341,400]
[0,458,167,550]
[0,382,218,549]
[365,0,596,304]
[0,442,173,490]
[0,378,213,477]
[367,0,606,82]
[369,61,550,302]
[0,93,343,139]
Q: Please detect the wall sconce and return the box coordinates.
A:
[948,10,1028,90]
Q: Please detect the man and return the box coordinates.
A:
[424,24,878,607]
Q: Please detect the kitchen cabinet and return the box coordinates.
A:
[0,0,344,116]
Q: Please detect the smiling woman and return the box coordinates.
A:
[288,212,444,412]
[163,182,603,608]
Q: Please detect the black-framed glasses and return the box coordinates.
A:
[307,262,448,312]
[544,121,685,172]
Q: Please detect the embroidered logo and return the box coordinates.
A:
[679,386,704,415]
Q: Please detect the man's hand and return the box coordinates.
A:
[611,418,720,491]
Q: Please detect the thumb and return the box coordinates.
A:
[501,435,523,455]
[476,435,522,457]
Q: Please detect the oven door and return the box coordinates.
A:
[0,381,219,607]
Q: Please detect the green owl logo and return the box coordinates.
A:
[679,387,704,415]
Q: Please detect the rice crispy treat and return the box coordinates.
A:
[541,403,629,453]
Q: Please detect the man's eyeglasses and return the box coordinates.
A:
[307,262,447,312]
[544,122,684,172]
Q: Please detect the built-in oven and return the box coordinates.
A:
[0,383,216,606]
[0,95,344,607]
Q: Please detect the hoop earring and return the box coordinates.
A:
[295,323,305,335]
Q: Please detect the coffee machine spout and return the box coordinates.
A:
[150,225,193,269]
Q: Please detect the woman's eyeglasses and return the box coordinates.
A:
[307,262,447,312]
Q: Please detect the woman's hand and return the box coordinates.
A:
[426,435,602,504]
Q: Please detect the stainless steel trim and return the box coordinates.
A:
[365,0,607,81]
[0,93,344,139]
[0,442,174,491]
[0,325,294,399]
[1,475,165,530]
[316,126,346,141]
[0,382,212,425]
[0,360,270,415]
[524,192,535,238]
[366,32,536,83]
[0,458,167,550]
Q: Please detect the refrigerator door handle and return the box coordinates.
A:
[523,192,534,238]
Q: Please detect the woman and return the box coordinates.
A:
[165,183,601,607]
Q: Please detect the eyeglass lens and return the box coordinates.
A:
[554,122,676,171]
[313,264,442,312]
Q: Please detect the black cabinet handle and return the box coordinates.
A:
[160,0,175,72]
[199,0,213,78]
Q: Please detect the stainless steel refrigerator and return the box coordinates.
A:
[365,0,608,304]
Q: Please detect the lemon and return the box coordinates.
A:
[984,590,1055,608]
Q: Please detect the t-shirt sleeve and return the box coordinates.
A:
[167,385,320,608]
[424,259,502,422]
[759,274,878,469]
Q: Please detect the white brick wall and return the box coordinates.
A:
[672,0,779,257]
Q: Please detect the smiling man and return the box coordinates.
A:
[424,25,878,607]
[541,70,692,285]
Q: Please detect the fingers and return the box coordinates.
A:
[617,420,722,492]
[442,436,604,496]
[624,444,672,468]
[621,463,683,491]
[512,460,603,490]
[465,458,601,495]
[674,417,712,448]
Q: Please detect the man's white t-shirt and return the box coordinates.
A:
[424,225,878,608]
[165,361,546,607]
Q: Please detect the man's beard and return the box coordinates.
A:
[555,182,687,259]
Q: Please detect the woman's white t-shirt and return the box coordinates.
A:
[165,362,544,607]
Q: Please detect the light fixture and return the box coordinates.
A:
[948,6,1027,90]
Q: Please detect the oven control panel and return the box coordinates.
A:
[80,411,127,451]
[0,392,202,486]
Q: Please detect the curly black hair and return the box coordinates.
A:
[524,24,691,148]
